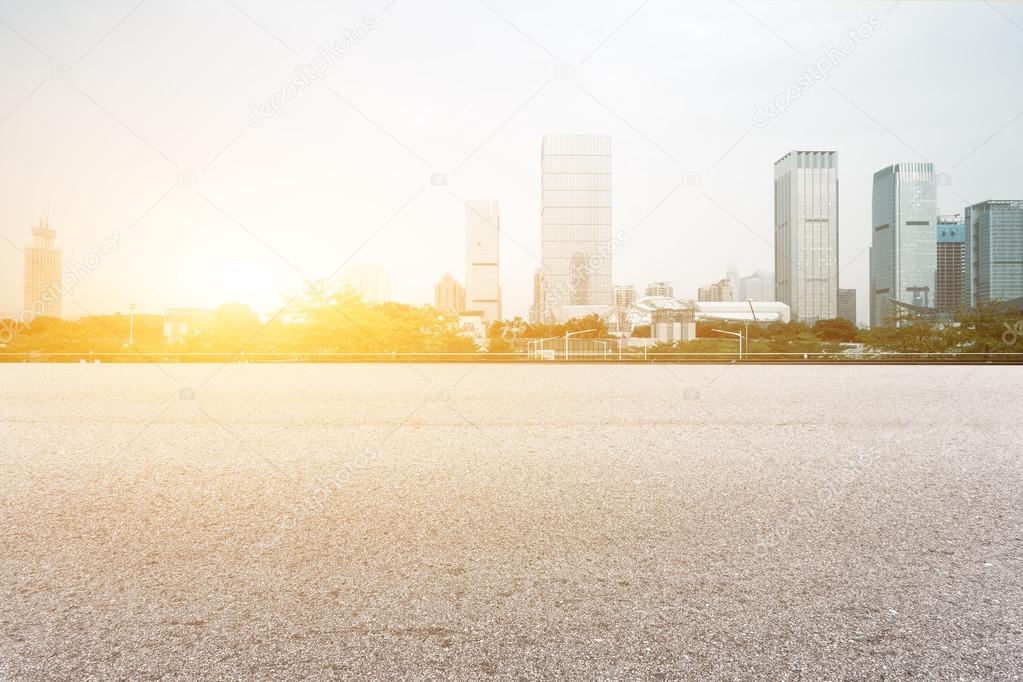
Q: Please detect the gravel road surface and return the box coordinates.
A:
[1,363,1021,680]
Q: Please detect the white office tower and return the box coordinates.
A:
[774,150,839,324]
[540,135,613,322]
[465,200,501,323]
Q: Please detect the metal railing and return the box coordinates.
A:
[2,350,1023,363]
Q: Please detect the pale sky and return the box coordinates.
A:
[1,0,1021,324]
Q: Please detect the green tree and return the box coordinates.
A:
[813,317,859,342]
[186,303,262,352]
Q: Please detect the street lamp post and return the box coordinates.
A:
[563,328,597,361]
[531,335,562,359]
[712,328,743,360]
[129,303,136,346]
[746,300,758,360]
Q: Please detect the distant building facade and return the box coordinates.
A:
[869,162,937,327]
[737,269,774,301]
[774,150,839,324]
[24,217,62,319]
[613,284,636,309]
[644,281,673,297]
[531,269,543,319]
[610,284,637,335]
[936,215,966,312]
[964,200,1023,307]
[344,265,389,303]
[726,265,739,301]
[539,134,612,321]
[652,308,696,344]
[465,199,501,323]
[163,308,213,344]
[838,288,857,325]
[698,279,733,302]
[434,272,465,314]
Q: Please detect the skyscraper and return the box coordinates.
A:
[343,264,389,303]
[964,200,1023,306]
[540,134,612,321]
[465,199,501,322]
[774,150,839,324]
[434,272,465,314]
[24,216,62,319]
[838,288,857,326]
[869,162,937,327]
[936,215,966,312]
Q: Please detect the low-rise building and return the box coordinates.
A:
[652,308,696,344]
[163,308,213,344]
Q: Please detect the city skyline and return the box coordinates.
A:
[9,147,1019,326]
[1,2,1021,324]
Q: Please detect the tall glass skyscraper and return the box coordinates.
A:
[464,199,501,322]
[540,134,612,322]
[964,200,1023,307]
[869,162,937,327]
[774,150,839,324]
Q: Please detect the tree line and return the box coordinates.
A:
[2,285,1019,361]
